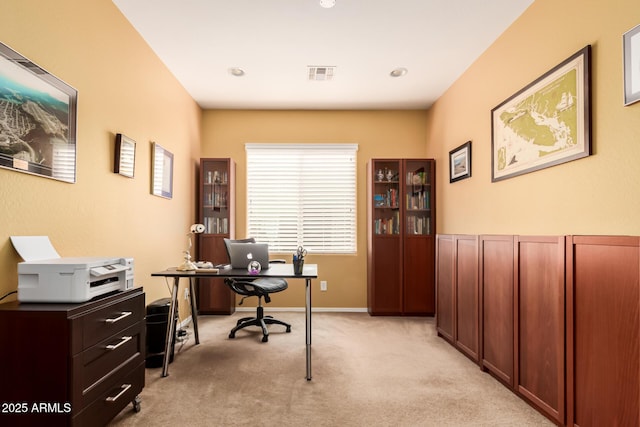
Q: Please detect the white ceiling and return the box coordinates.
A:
[112,0,534,110]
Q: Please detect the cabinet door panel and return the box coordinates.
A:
[568,236,640,427]
[404,235,434,314]
[480,236,514,386]
[516,236,564,423]
[436,235,454,340]
[370,237,402,314]
[455,236,478,361]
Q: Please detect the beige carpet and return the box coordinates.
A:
[111,312,552,426]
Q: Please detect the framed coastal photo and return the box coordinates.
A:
[491,46,591,182]
[0,41,78,183]
[151,142,173,199]
[114,133,136,178]
[449,141,472,183]
[624,23,640,106]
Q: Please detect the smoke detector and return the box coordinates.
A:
[308,66,335,81]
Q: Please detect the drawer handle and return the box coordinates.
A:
[106,335,132,350]
[105,384,132,403]
[105,311,132,324]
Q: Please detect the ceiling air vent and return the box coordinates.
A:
[308,66,335,81]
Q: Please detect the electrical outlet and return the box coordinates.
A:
[320,281,327,291]
[184,288,189,300]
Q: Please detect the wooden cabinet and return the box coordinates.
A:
[437,234,640,425]
[367,159,435,316]
[436,235,479,361]
[0,288,145,426]
[197,158,236,314]
[566,236,639,426]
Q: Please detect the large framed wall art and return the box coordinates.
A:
[0,41,78,183]
[491,46,591,182]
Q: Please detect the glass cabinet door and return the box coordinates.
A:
[201,159,231,235]
[404,159,432,236]
[372,159,401,235]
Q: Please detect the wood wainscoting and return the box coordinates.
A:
[436,234,640,427]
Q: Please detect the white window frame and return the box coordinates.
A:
[246,143,358,254]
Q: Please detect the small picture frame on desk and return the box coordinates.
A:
[114,134,136,178]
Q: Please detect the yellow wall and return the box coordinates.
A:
[427,0,640,235]
[0,0,202,311]
[3,0,639,312]
[201,110,429,307]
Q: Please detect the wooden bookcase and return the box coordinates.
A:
[366,159,436,315]
[196,158,236,314]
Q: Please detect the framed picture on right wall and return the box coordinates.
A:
[491,46,591,182]
[624,23,640,106]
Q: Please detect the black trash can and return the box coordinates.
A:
[145,298,177,368]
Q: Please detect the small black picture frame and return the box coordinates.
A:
[449,141,472,183]
[114,133,136,178]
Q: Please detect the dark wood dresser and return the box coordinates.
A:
[0,288,145,426]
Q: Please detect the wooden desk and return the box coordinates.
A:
[151,263,318,380]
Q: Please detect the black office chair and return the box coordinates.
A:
[223,238,292,342]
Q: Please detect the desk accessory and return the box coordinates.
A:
[177,224,205,271]
[293,245,306,275]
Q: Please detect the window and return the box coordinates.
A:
[246,143,357,254]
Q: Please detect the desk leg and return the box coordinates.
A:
[162,277,180,377]
[306,277,312,381]
[188,277,200,345]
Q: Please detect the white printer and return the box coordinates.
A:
[10,236,134,303]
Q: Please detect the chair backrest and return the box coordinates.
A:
[223,237,255,259]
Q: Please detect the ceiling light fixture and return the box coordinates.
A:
[319,0,336,8]
[229,67,245,77]
[390,67,408,78]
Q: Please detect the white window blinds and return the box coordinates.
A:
[246,143,357,254]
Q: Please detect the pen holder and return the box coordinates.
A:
[293,258,304,275]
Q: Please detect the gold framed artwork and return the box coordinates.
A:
[491,46,592,182]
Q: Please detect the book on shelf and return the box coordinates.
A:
[406,168,427,185]
[374,211,400,235]
[406,216,430,235]
[204,217,228,234]
[406,190,429,210]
